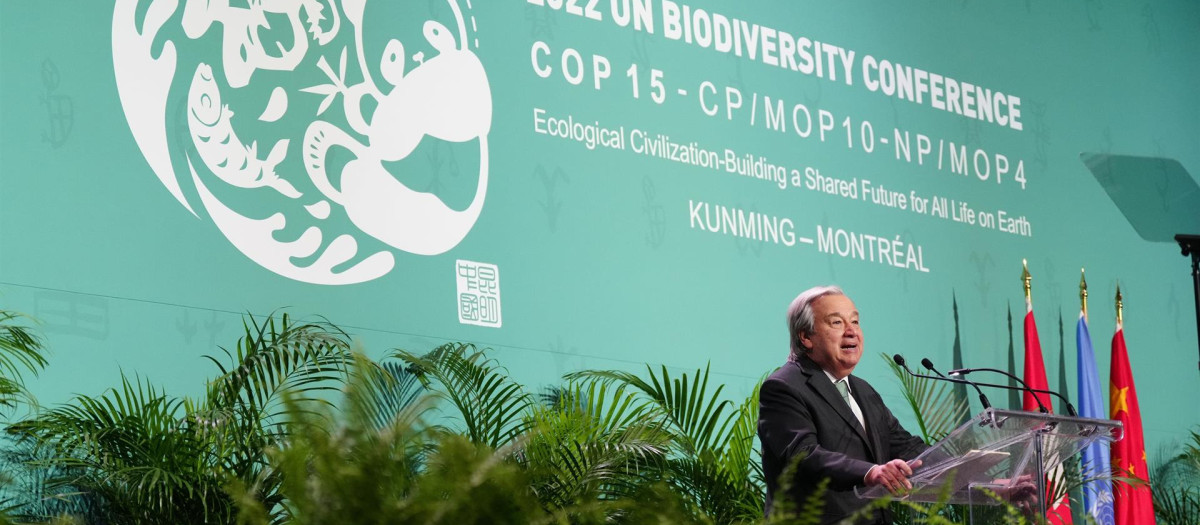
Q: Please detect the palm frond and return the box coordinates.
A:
[566,365,767,523]
[1152,429,1200,525]
[1184,430,1200,468]
[8,373,233,524]
[531,437,665,509]
[346,356,427,432]
[0,435,103,523]
[764,455,827,525]
[5,312,350,525]
[720,380,763,485]
[522,379,671,510]
[568,363,737,457]
[0,311,46,380]
[881,353,969,443]
[247,387,434,525]
[205,313,352,422]
[1154,485,1200,525]
[667,457,763,524]
[0,310,47,411]
[392,343,532,449]
[714,380,766,521]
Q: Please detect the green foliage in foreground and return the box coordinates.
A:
[0,310,48,524]
[0,310,46,416]
[231,354,703,525]
[1151,430,1200,525]
[0,310,1191,524]
[4,314,352,524]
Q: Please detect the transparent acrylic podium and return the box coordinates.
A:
[857,409,1122,523]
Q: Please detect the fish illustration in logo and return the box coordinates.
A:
[187,63,301,198]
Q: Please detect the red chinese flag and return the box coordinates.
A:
[1110,325,1156,525]
[1024,308,1074,524]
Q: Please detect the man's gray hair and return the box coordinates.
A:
[786,285,845,359]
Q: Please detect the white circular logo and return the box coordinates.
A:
[113,0,492,284]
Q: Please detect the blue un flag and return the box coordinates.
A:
[1077,313,1115,525]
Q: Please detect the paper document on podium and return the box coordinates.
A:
[856,449,1010,501]
[912,449,1010,492]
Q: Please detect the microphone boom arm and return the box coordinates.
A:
[949,367,1077,416]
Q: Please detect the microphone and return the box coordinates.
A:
[922,357,992,412]
[896,355,1079,419]
[920,358,944,376]
[893,354,992,410]
[948,367,1076,416]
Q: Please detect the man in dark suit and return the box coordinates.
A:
[758,286,928,524]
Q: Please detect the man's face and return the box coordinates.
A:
[799,294,862,378]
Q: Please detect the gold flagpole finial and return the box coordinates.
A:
[1021,259,1032,302]
[1080,268,1088,320]
[1115,282,1124,325]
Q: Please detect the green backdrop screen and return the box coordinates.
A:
[1,0,1197,453]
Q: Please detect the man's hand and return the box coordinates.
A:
[993,474,1038,512]
[865,459,922,495]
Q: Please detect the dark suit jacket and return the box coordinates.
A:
[758,356,928,524]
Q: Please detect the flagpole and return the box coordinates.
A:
[1115,284,1123,328]
[1022,259,1047,520]
[1021,259,1070,523]
[1022,258,1032,309]
[1176,233,1200,372]
[1080,269,1088,323]
[1076,270,1114,525]
[1109,281,1157,524]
